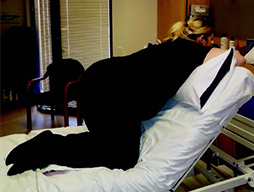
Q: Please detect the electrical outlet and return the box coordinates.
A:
[117,47,124,56]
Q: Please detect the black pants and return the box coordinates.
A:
[45,58,143,170]
[49,121,141,170]
[6,119,140,176]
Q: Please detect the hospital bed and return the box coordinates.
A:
[0,49,254,192]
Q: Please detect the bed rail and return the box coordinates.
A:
[190,114,254,192]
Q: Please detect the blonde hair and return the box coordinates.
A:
[166,16,213,42]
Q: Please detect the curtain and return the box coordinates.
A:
[34,0,52,91]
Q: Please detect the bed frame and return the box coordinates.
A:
[172,113,254,192]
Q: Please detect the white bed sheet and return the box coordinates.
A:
[0,67,253,192]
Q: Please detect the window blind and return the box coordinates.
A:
[60,0,110,69]
[34,0,52,91]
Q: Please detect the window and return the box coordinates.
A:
[34,0,111,91]
[60,0,111,69]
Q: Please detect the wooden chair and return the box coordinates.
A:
[26,59,85,130]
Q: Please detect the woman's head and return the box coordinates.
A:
[166,16,214,46]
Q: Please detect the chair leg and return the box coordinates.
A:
[77,111,82,126]
[51,105,55,121]
[64,102,69,127]
[26,104,32,131]
[76,92,82,126]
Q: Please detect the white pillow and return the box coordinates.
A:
[173,48,236,112]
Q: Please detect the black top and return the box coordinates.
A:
[81,38,212,131]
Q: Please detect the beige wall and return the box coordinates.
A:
[112,0,157,56]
